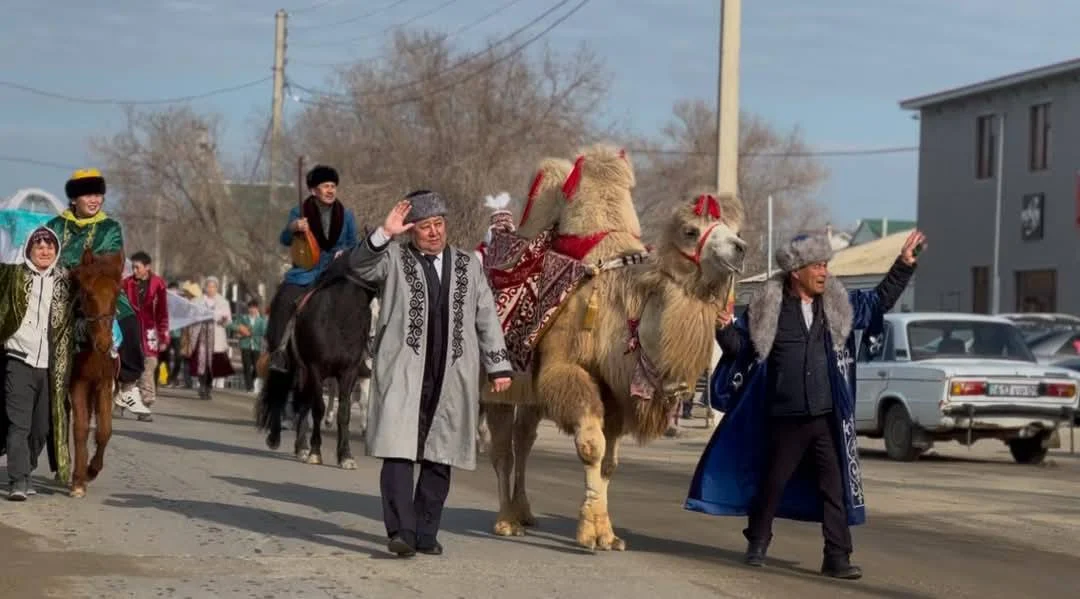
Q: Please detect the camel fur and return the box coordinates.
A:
[481,147,747,551]
[515,157,574,240]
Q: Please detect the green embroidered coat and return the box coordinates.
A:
[0,232,75,484]
[45,211,134,320]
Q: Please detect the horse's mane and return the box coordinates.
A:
[72,250,124,286]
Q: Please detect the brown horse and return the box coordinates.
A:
[68,247,125,498]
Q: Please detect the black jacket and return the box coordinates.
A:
[716,259,916,417]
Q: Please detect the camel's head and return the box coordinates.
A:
[557,143,641,238]
[516,157,574,239]
[659,190,747,291]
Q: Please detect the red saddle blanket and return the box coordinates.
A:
[483,228,591,372]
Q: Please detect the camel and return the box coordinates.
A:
[482,144,747,551]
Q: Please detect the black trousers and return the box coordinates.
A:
[3,359,50,483]
[745,414,852,558]
[240,349,258,391]
[265,283,308,352]
[117,313,145,385]
[380,458,452,546]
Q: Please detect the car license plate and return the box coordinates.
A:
[986,383,1039,397]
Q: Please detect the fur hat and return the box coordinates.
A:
[305,165,339,189]
[65,168,106,200]
[776,233,834,272]
[404,189,447,224]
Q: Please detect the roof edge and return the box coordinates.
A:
[899,57,1080,110]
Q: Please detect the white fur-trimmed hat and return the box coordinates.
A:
[776,233,833,272]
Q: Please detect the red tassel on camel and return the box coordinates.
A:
[562,155,585,201]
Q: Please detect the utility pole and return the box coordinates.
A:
[990,112,1006,314]
[715,0,741,195]
[153,193,162,276]
[269,9,287,207]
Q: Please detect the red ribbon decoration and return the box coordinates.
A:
[692,194,722,220]
[519,169,546,227]
[561,155,586,201]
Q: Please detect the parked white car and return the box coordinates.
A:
[855,312,1078,464]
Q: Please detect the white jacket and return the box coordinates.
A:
[5,229,63,369]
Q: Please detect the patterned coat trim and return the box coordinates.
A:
[450,252,469,364]
[400,249,424,354]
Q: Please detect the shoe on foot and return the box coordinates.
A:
[7,480,29,502]
[388,535,416,557]
[416,536,443,556]
[137,413,154,422]
[114,385,151,415]
[821,556,863,580]
[744,541,769,567]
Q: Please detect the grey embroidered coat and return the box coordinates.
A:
[348,235,512,470]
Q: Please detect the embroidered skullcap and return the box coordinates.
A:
[775,233,834,272]
[403,189,447,224]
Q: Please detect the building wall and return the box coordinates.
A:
[913,75,1080,315]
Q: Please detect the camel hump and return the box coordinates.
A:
[517,157,574,239]
[563,143,635,201]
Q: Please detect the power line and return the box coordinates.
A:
[292,0,531,68]
[294,0,461,47]
[290,0,412,31]
[626,146,919,157]
[287,0,339,14]
[291,0,580,101]
[0,76,271,106]
[0,156,82,171]
[294,0,589,107]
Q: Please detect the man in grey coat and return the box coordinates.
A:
[348,190,513,558]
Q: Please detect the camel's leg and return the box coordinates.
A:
[476,403,491,455]
[486,403,521,536]
[88,382,114,482]
[306,376,325,465]
[535,362,622,551]
[70,382,90,498]
[510,406,543,527]
[336,370,359,470]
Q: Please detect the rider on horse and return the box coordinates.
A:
[264,164,358,374]
[46,169,150,417]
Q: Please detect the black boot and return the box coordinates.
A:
[743,534,771,567]
[821,554,862,579]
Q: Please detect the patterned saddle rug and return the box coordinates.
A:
[483,228,591,372]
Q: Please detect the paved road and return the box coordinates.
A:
[1,388,1079,598]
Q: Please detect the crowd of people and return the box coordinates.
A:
[1,159,928,581]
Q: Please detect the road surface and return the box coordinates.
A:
[1,388,1078,598]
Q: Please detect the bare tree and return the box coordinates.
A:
[285,31,612,246]
[90,106,286,299]
[633,99,829,275]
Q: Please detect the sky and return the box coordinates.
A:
[3,0,1080,230]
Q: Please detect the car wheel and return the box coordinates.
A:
[883,404,922,462]
[1008,434,1049,465]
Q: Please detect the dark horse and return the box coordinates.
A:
[68,247,125,497]
[255,266,376,469]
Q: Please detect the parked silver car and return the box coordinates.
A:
[856,313,1078,464]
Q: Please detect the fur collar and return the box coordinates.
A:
[748,273,853,360]
[301,197,345,252]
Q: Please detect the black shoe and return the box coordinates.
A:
[416,540,443,556]
[137,413,154,422]
[744,542,768,567]
[388,535,416,557]
[821,556,863,580]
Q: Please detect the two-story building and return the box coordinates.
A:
[900,58,1080,314]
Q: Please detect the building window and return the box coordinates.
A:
[1015,269,1056,313]
[975,114,997,179]
[1029,102,1050,171]
[971,266,989,314]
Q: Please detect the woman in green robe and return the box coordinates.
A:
[43,169,151,472]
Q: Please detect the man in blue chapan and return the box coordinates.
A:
[685,229,925,580]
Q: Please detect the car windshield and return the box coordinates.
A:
[906,320,1036,362]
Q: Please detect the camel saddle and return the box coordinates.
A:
[483,227,592,372]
